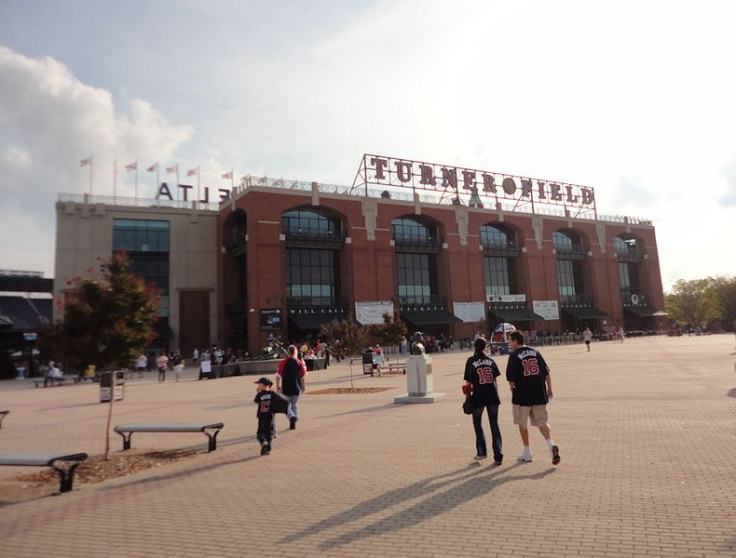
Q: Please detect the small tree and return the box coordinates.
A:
[44,252,159,371]
[367,313,408,361]
[319,318,367,389]
[43,252,159,458]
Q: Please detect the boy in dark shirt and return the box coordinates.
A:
[254,377,275,455]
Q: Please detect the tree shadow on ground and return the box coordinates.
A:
[316,464,555,550]
[281,462,554,548]
[315,403,402,419]
[727,388,736,398]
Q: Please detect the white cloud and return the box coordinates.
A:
[0,46,192,275]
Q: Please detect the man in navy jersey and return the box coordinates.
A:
[276,345,307,430]
[463,337,503,464]
[505,331,560,465]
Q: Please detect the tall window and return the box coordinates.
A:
[113,219,170,316]
[286,248,339,304]
[484,257,516,297]
[618,262,640,293]
[396,253,436,303]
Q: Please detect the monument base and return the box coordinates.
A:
[394,392,446,404]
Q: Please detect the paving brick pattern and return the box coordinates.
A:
[1,335,735,557]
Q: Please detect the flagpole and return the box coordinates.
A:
[90,155,94,197]
[156,165,160,200]
[197,166,201,205]
[231,169,234,190]
[176,165,180,202]
[113,158,117,201]
[134,162,138,203]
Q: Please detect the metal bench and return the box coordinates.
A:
[385,362,407,375]
[32,377,70,388]
[0,410,8,428]
[0,452,88,493]
[114,423,225,452]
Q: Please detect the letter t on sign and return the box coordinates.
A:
[370,157,389,180]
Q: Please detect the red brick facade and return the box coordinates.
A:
[218,185,665,355]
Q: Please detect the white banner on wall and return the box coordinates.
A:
[453,302,485,323]
[532,300,560,321]
[355,301,394,325]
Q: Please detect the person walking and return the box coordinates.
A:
[171,350,184,382]
[505,331,560,465]
[156,353,168,383]
[583,327,593,352]
[253,377,275,455]
[462,337,503,464]
[276,345,307,430]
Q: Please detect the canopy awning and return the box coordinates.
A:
[562,307,609,319]
[489,307,545,322]
[400,310,462,325]
[624,305,667,317]
[288,312,348,331]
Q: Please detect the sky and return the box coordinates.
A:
[1,0,735,291]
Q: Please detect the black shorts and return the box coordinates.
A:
[584,340,590,345]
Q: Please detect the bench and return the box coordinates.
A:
[114,423,225,452]
[32,377,70,388]
[385,362,407,375]
[0,410,8,428]
[0,452,87,493]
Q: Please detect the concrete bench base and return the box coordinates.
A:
[114,423,224,452]
[0,452,88,493]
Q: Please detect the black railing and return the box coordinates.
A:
[616,249,645,262]
[555,245,587,259]
[393,236,443,252]
[224,234,246,253]
[482,241,521,257]
[284,228,344,242]
[559,293,594,307]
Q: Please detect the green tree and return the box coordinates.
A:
[43,252,160,372]
[319,318,367,389]
[319,318,366,360]
[664,278,715,328]
[367,313,408,361]
[707,276,736,330]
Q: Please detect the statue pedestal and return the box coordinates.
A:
[394,354,446,404]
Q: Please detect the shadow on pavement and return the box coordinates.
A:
[727,388,736,398]
[315,464,555,550]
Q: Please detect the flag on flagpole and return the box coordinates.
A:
[166,165,178,174]
[80,157,92,167]
[186,167,199,177]
[147,163,158,172]
[125,162,137,172]
[240,175,251,185]
[221,171,233,179]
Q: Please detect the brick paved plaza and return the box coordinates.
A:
[1,334,735,557]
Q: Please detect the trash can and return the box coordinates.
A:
[362,349,374,376]
[100,371,125,402]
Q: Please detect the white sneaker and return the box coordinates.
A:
[517,451,533,462]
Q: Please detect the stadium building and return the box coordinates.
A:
[54,154,667,357]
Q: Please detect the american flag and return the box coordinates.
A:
[146,163,158,172]
[166,165,177,174]
[221,171,233,179]
[80,157,91,167]
[124,162,137,172]
[186,168,198,177]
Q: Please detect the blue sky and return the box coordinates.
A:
[1,0,735,289]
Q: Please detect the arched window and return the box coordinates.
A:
[223,209,247,253]
[391,217,438,246]
[282,207,342,240]
[480,224,519,297]
[553,230,584,255]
